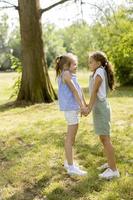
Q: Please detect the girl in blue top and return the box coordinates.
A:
[86,51,120,179]
[55,53,87,176]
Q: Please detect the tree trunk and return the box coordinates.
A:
[17,0,57,103]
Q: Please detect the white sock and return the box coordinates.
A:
[68,164,75,170]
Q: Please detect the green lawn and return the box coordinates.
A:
[0,71,133,200]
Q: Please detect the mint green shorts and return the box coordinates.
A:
[92,98,111,135]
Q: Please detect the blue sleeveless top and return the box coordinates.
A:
[58,71,82,111]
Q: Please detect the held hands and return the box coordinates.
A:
[80,105,91,117]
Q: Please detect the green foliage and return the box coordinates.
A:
[0,14,21,71]
[42,23,66,67]
[111,8,133,85]
[60,22,94,68]
[91,7,133,86]
[8,26,21,59]
[0,4,132,85]
[0,14,8,48]
[43,22,94,69]
[10,55,22,73]
[10,56,22,98]
[113,29,133,85]
[0,14,10,70]
[54,6,133,85]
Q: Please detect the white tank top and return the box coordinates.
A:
[89,66,108,101]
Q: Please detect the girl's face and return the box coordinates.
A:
[89,57,101,71]
[69,59,78,74]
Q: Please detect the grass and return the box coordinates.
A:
[0,71,133,200]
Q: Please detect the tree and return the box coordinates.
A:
[0,0,71,104]
[17,0,57,103]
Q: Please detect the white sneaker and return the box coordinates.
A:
[64,160,80,170]
[99,168,120,180]
[64,160,70,170]
[97,163,109,170]
[67,165,87,176]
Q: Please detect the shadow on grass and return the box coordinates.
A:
[0,101,16,112]
[2,125,132,200]
[0,124,103,200]
[5,175,50,200]
[5,163,107,200]
[0,100,38,113]
[76,143,103,159]
[5,148,131,200]
[0,86,133,113]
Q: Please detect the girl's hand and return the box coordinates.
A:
[80,106,88,116]
[86,105,91,115]
[82,105,91,116]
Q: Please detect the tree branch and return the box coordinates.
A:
[106,0,119,28]
[82,1,112,24]
[80,0,84,23]
[0,0,18,10]
[40,0,72,15]
[0,6,17,10]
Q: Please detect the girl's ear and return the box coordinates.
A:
[64,64,69,70]
[98,61,101,67]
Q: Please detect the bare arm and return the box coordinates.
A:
[81,89,87,106]
[63,71,85,109]
[87,75,102,113]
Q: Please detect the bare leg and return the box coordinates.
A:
[99,135,117,171]
[65,124,78,165]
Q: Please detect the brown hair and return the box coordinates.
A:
[89,51,115,90]
[55,53,77,77]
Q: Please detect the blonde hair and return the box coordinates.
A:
[55,53,78,77]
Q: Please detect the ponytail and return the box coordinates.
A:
[55,56,63,77]
[104,61,115,90]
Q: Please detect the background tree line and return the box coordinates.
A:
[0,3,132,86]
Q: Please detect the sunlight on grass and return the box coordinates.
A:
[0,72,17,105]
[0,72,133,200]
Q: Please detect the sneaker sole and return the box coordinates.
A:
[67,171,87,176]
[99,175,120,180]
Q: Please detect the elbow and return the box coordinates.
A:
[93,89,98,94]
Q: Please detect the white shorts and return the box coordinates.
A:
[64,110,80,125]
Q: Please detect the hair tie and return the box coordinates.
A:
[56,57,60,64]
[105,61,108,66]
[56,56,63,64]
